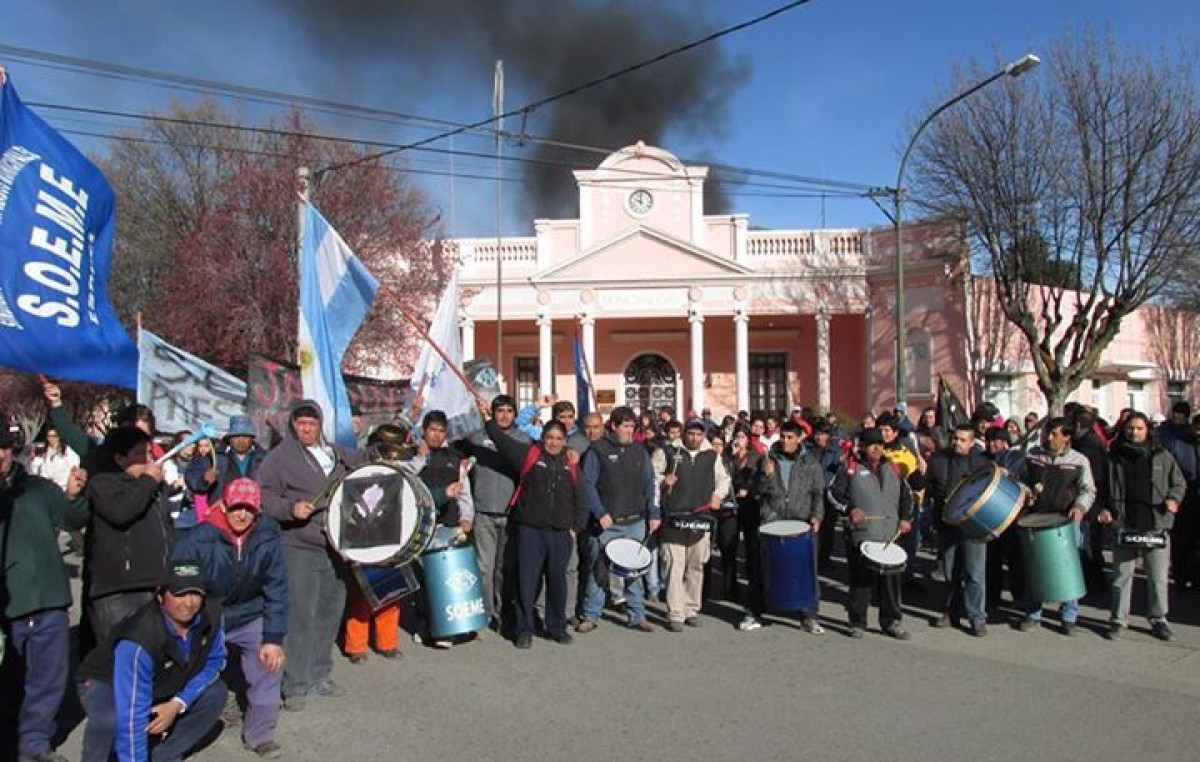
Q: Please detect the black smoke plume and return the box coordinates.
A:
[270,0,749,217]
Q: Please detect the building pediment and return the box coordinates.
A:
[531,226,752,285]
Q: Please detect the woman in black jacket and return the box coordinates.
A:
[482,406,588,650]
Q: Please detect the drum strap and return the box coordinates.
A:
[508,446,579,510]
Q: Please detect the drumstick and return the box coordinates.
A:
[882,526,903,552]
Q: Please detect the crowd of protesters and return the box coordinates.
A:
[2,381,1198,761]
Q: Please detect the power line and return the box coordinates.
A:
[321,0,820,175]
[3,19,879,195]
[32,100,863,196]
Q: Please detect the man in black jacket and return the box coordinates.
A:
[927,425,990,636]
[84,426,173,643]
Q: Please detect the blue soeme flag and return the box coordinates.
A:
[574,332,592,417]
[0,75,137,387]
[297,201,379,447]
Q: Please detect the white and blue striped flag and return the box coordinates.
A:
[298,201,379,447]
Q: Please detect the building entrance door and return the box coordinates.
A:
[624,353,676,415]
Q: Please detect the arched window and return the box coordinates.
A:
[905,329,932,396]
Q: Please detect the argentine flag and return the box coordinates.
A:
[298,201,379,447]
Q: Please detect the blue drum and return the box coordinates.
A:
[944,465,1025,542]
[421,544,489,639]
[759,520,818,613]
[350,563,420,612]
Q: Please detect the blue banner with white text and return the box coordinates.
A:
[0,76,137,388]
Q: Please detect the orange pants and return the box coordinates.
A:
[344,583,401,654]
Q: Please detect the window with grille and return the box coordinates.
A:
[513,357,539,409]
[749,352,788,415]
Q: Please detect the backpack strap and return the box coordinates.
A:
[507,445,544,509]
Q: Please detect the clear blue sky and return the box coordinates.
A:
[4,0,1196,237]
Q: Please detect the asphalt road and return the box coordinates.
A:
[42,547,1200,762]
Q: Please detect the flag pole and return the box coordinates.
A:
[578,324,597,411]
[383,286,484,405]
[296,167,310,367]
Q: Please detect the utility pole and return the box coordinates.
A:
[493,60,505,388]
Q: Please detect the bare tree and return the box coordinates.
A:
[912,32,1200,412]
[1144,305,1200,391]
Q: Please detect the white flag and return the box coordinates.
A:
[410,273,480,439]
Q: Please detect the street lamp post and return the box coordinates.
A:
[893,53,1040,409]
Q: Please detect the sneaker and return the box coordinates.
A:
[847,625,864,639]
[665,621,684,633]
[737,615,763,632]
[970,622,988,638]
[930,613,951,629]
[684,616,702,628]
[801,617,825,635]
[1015,617,1040,632]
[575,619,598,634]
[282,694,306,713]
[377,648,402,659]
[346,652,368,665]
[548,631,573,644]
[1151,621,1174,642]
[884,622,911,641]
[629,621,655,633]
[515,634,533,649]
[244,741,283,759]
[1105,622,1124,641]
[308,679,346,698]
[431,639,453,649]
[1061,622,1078,637]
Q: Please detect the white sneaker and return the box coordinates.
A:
[737,615,763,632]
[802,617,825,635]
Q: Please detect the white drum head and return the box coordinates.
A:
[859,541,908,567]
[605,537,652,570]
[759,520,811,537]
[327,464,419,564]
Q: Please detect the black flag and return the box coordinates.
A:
[936,375,969,428]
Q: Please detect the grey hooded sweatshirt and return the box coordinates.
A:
[258,398,370,551]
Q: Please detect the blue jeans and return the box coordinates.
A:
[582,519,648,625]
[939,526,987,625]
[1024,522,1083,624]
[78,675,227,761]
[5,608,70,757]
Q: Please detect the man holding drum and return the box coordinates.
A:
[757,420,825,633]
[829,428,914,640]
[927,424,991,637]
[1016,417,1096,636]
[579,406,661,634]
[1097,412,1185,641]
[659,420,731,632]
[258,399,370,712]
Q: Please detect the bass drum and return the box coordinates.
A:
[944,464,1024,542]
[326,463,436,567]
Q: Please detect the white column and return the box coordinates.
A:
[689,308,705,415]
[460,316,476,362]
[734,304,750,413]
[816,309,831,411]
[580,312,596,377]
[674,373,685,421]
[537,312,554,396]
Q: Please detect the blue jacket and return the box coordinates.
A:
[173,514,288,644]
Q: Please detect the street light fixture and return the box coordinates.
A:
[892,53,1040,409]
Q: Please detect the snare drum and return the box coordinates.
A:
[326,463,436,566]
[859,541,908,574]
[759,520,818,612]
[604,537,654,579]
[350,563,421,611]
[944,464,1024,542]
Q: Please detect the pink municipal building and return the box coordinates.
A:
[451,142,1194,423]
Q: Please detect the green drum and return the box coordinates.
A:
[1018,513,1085,603]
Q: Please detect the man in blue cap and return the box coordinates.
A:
[186,415,267,513]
